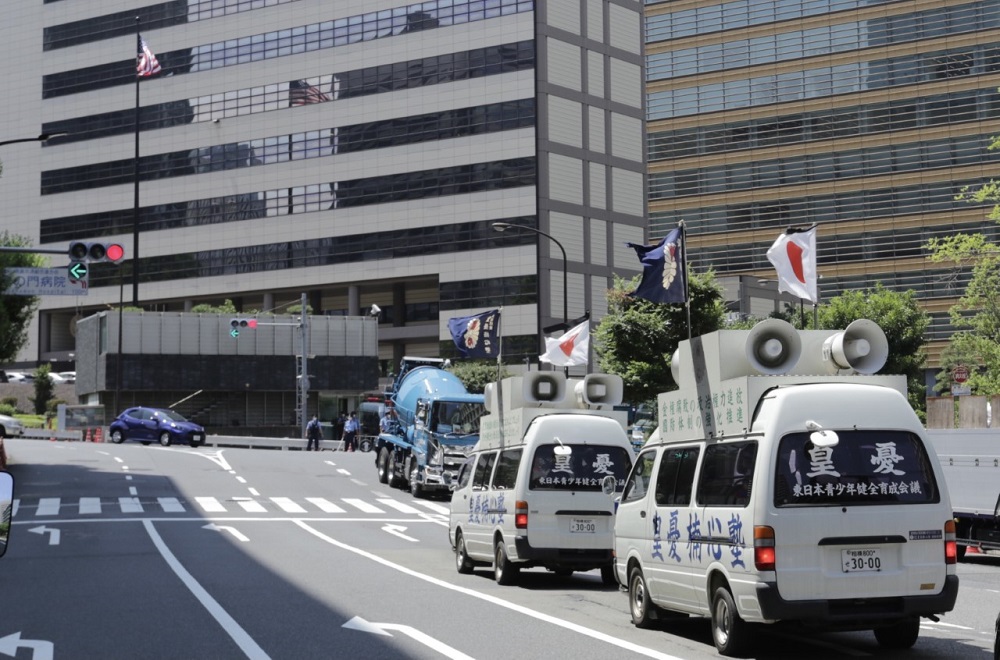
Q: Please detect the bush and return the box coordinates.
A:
[1,397,17,411]
[0,403,16,416]
[46,399,66,414]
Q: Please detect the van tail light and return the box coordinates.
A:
[754,525,776,571]
[944,519,957,565]
[515,500,528,529]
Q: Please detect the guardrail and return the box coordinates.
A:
[14,430,351,451]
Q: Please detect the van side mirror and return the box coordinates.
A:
[0,471,13,558]
[601,475,616,496]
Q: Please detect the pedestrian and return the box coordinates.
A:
[343,411,359,452]
[380,407,397,434]
[305,414,323,452]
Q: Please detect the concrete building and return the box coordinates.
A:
[644,0,1000,367]
[2,1,647,406]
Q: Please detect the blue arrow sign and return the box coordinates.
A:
[230,328,239,338]
[68,261,88,281]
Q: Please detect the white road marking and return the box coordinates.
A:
[344,617,472,659]
[306,497,345,513]
[37,498,60,516]
[119,497,143,513]
[238,500,267,513]
[271,497,307,513]
[159,497,185,513]
[343,498,383,513]
[144,521,268,659]
[248,488,260,496]
[413,500,450,515]
[337,469,351,476]
[129,487,138,496]
[196,497,226,512]
[377,499,423,514]
[236,476,247,484]
[79,497,101,514]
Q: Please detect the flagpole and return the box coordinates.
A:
[132,16,141,307]
[680,220,691,340]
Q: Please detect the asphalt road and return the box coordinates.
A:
[1,438,997,659]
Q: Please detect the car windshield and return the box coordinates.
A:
[157,410,189,422]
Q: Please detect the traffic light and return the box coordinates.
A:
[229,318,258,338]
[68,241,126,263]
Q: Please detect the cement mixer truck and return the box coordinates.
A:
[375,357,485,497]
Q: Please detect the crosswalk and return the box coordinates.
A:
[11,496,451,519]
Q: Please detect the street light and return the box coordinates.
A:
[492,221,568,328]
[0,132,67,148]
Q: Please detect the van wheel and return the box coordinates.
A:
[494,539,519,586]
[628,567,657,628]
[600,564,617,587]
[377,448,390,484]
[455,531,474,575]
[711,586,751,657]
[873,617,920,649]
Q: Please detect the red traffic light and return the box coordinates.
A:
[106,243,125,263]
[246,319,258,329]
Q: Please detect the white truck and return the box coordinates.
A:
[927,429,1000,559]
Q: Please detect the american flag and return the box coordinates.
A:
[137,36,161,77]
[289,79,330,106]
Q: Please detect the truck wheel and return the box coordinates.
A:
[711,586,751,657]
[409,462,424,498]
[494,538,519,586]
[386,452,401,488]
[873,617,920,649]
[455,531,474,575]
[628,566,657,629]
[377,448,390,484]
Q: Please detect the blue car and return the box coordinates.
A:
[109,407,206,447]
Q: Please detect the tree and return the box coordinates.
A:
[31,364,55,415]
[594,270,726,405]
[0,232,45,364]
[818,285,929,415]
[448,360,510,394]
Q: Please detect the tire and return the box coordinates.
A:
[873,617,920,650]
[189,439,203,448]
[455,531,474,575]
[711,586,751,657]
[409,461,424,498]
[600,564,617,587]
[386,451,401,488]
[377,448,390,484]
[628,566,657,629]
[159,432,172,447]
[359,438,373,453]
[110,429,125,444]
[553,568,573,577]
[494,538,519,586]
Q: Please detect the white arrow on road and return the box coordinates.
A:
[28,526,60,546]
[381,524,417,542]
[0,632,54,660]
[343,617,473,660]
[202,523,249,542]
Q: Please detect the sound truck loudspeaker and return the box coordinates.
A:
[745,318,802,375]
[525,371,568,404]
[573,373,624,410]
[821,319,888,374]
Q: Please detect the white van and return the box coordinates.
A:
[614,320,958,656]
[449,373,634,586]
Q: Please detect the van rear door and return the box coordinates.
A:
[770,430,949,602]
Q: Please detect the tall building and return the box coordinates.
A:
[3,1,646,390]
[644,0,1000,369]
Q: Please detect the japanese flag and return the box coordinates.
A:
[539,319,590,367]
[766,226,818,303]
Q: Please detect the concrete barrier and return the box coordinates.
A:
[13,430,349,451]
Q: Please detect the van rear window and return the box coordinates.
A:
[774,430,939,507]
[529,444,632,492]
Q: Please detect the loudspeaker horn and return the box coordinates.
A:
[745,318,802,375]
[523,371,568,405]
[574,374,624,410]
[822,319,888,374]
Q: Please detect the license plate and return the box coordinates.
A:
[570,518,596,533]
[842,548,882,572]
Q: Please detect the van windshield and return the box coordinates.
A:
[774,430,940,507]
[529,444,633,492]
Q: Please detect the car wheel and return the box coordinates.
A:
[377,448,390,484]
[455,531,474,575]
[110,429,125,444]
[189,439,203,448]
[553,568,573,577]
[711,585,752,657]
[409,461,424,498]
[600,564,617,587]
[359,438,373,453]
[159,432,172,447]
[494,538,519,586]
[873,617,920,650]
[629,566,657,629]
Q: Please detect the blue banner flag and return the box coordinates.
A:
[448,309,501,358]
[626,226,687,304]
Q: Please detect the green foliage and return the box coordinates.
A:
[0,403,15,416]
[594,270,726,404]
[30,364,55,415]
[0,397,17,411]
[448,360,510,394]
[0,232,45,363]
[189,299,241,314]
[46,399,66,414]
[818,285,929,415]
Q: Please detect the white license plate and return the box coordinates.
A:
[570,518,596,533]
[842,548,882,572]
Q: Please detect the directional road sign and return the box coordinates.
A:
[67,261,88,282]
[3,267,88,296]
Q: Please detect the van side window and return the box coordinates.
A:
[622,450,656,503]
[472,452,498,491]
[491,449,522,490]
[654,446,700,506]
[696,442,757,507]
[456,456,475,490]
